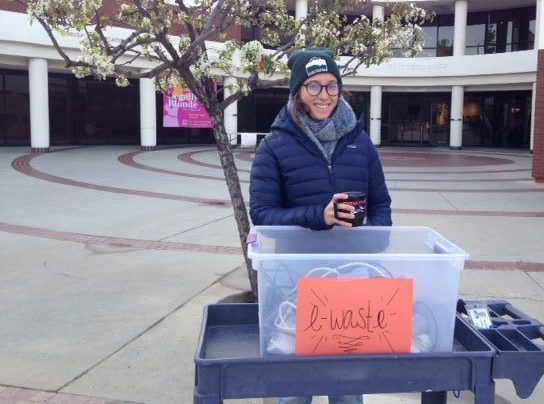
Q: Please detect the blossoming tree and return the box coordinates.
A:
[18,0,431,299]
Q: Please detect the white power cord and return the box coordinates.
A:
[266,262,437,355]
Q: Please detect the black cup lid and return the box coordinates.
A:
[344,191,366,200]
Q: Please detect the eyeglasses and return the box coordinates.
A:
[303,82,340,97]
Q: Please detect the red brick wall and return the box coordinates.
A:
[0,0,25,13]
[0,0,241,41]
[533,49,544,181]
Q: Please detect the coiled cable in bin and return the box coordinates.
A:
[267,262,437,355]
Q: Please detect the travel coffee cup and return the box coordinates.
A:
[334,191,367,227]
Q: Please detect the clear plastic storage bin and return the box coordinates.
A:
[247,226,469,356]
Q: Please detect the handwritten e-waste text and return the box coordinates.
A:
[296,278,414,355]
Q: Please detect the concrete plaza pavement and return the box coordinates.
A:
[0,145,543,404]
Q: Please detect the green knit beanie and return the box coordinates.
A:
[287,48,342,96]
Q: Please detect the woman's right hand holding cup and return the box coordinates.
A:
[324,193,354,227]
[324,192,367,227]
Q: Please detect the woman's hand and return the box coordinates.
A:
[323,193,355,227]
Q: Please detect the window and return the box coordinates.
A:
[529,20,536,49]
[411,6,536,58]
[1,71,30,144]
[420,26,437,57]
[466,24,485,55]
[437,26,454,56]
[486,23,497,54]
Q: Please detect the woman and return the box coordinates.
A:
[249,48,392,404]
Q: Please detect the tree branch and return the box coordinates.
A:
[218,75,289,110]
[34,17,79,68]
[110,29,146,58]
[339,55,366,76]
[204,0,228,34]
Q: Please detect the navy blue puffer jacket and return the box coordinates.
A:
[250,106,392,230]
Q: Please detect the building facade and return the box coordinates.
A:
[1,0,544,177]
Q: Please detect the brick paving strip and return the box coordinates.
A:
[0,385,142,404]
[182,149,538,180]
[0,222,240,255]
[117,151,235,181]
[1,222,543,272]
[127,150,534,182]
[172,150,544,191]
[465,260,544,272]
[11,154,230,207]
[235,148,535,174]
[11,151,544,213]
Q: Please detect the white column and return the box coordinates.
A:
[450,85,464,148]
[369,86,382,146]
[369,5,385,146]
[28,58,50,153]
[372,4,384,22]
[295,0,308,46]
[139,72,156,150]
[295,0,307,20]
[224,76,238,146]
[450,5,466,147]
[453,0,468,56]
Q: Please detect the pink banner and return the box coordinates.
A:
[163,86,212,128]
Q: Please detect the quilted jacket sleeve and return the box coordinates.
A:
[365,142,392,226]
[249,138,331,230]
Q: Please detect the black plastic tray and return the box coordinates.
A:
[457,299,544,398]
[194,303,498,404]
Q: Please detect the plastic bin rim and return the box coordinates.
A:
[249,225,448,232]
[248,252,469,260]
[248,225,468,258]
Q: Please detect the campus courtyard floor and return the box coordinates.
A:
[0,145,543,404]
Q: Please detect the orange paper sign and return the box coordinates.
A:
[295,278,413,356]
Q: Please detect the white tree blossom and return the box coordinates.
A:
[19,0,434,298]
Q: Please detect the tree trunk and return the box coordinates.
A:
[209,108,258,300]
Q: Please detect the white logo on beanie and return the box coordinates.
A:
[305,57,328,77]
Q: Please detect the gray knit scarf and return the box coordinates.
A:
[292,98,357,163]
